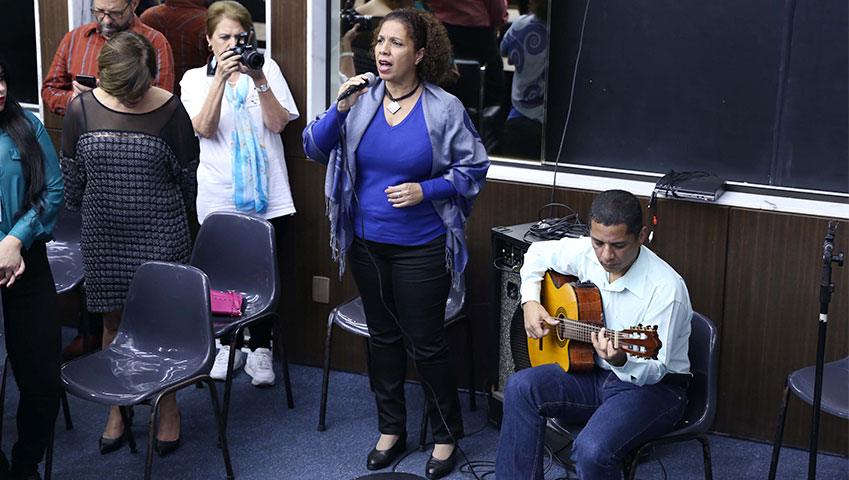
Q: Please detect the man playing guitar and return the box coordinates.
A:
[496,189,693,479]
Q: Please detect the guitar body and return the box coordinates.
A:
[528,271,604,372]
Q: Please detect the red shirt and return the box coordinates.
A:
[427,0,508,28]
[140,0,209,96]
[41,17,175,115]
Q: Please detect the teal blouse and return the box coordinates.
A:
[0,111,64,249]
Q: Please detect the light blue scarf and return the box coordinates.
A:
[226,75,269,213]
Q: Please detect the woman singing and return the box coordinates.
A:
[180,1,299,385]
[303,9,489,479]
[0,57,64,479]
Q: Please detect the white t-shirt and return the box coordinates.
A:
[180,59,300,223]
[520,236,693,386]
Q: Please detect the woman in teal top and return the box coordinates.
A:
[0,56,64,479]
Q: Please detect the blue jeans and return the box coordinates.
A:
[496,365,687,479]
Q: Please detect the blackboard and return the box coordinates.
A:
[545,0,848,194]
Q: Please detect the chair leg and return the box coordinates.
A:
[697,434,713,480]
[221,328,243,433]
[43,417,55,480]
[275,329,294,409]
[318,320,334,432]
[145,398,161,480]
[364,338,375,392]
[464,316,476,411]
[768,382,792,480]
[418,401,428,451]
[60,390,74,430]
[120,406,138,453]
[203,378,235,480]
[625,444,648,480]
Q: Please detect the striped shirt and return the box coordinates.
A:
[140,0,209,96]
[41,16,175,115]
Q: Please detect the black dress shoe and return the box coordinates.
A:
[425,448,457,480]
[155,437,181,457]
[366,434,407,471]
[99,435,125,455]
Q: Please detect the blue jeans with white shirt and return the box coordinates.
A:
[496,365,687,479]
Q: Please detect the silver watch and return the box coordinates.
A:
[255,83,271,94]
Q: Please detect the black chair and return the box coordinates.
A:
[58,261,233,480]
[318,276,476,449]
[548,312,718,480]
[447,59,485,128]
[190,211,294,430]
[767,356,849,479]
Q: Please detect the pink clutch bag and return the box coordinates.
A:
[210,289,244,317]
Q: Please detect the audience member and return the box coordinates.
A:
[340,0,414,79]
[304,9,489,479]
[141,0,210,97]
[0,56,64,480]
[498,0,547,158]
[180,0,299,386]
[60,31,198,458]
[41,0,175,116]
[427,0,507,107]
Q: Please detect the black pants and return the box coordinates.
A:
[444,23,506,107]
[219,215,291,350]
[1,242,61,470]
[349,236,464,444]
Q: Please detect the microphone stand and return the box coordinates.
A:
[807,221,844,480]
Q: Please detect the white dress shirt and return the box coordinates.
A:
[520,236,692,386]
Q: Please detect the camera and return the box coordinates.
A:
[231,30,264,70]
[340,8,375,33]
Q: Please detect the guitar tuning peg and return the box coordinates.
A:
[637,323,643,329]
[652,325,658,331]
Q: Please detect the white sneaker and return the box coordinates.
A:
[245,348,275,387]
[210,345,245,381]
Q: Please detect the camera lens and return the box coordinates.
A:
[242,50,265,70]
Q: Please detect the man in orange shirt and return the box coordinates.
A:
[41,0,175,115]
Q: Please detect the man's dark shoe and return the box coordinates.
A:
[366,433,406,471]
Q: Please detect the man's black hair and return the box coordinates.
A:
[590,190,643,236]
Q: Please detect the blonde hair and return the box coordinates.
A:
[206,0,252,35]
[98,31,157,104]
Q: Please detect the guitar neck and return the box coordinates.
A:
[557,317,618,343]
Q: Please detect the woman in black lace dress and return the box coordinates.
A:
[60,31,198,457]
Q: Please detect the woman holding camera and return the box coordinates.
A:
[180,0,299,385]
[61,31,198,457]
[0,56,64,479]
[304,9,489,479]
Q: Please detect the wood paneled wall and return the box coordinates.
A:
[38,0,847,456]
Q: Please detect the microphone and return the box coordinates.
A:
[337,72,376,102]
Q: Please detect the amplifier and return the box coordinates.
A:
[488,222,539,425]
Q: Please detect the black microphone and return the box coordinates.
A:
[337,72,376,102]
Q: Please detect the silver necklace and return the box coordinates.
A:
[385,82,420,115]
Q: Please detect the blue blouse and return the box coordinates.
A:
[0,111,64,248]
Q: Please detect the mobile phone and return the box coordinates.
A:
[75,74,97,89]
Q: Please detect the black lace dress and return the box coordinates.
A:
[60,91,199,312]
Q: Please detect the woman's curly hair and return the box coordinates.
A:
[374,8,456,87]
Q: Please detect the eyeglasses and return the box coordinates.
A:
[90,2,131,21]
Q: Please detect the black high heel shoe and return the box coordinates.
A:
[366,433,407,471]
[154,437,181,457]
[425,447,457,480]
[99,435,125,455]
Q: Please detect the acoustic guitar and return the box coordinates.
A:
[528,270,662,372]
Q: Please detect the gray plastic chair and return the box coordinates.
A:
[318,276,476,450]
[548,312,718,480]
[190,211,294,430]
[58,262,233,480]
[768,356,849,479]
